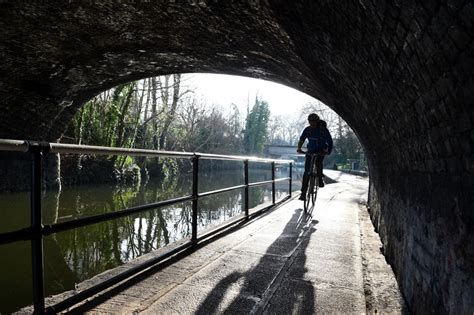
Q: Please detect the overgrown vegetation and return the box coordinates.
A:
[62,74,365,184]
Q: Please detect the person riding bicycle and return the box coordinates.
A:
[297,113,333,200]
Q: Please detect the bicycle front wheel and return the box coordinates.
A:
[305,176,316,212]
[311,183,318,206]
[304,190,310,213]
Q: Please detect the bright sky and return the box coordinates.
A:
[183,73,316,117]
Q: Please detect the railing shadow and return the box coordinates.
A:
[195,206,318,314]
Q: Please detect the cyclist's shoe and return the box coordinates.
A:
[318,177,325,188]
[299,194,306,201]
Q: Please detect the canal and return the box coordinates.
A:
[0,162,299,313]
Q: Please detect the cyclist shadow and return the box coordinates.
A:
[299,205,319,224]
[195,207,319,314]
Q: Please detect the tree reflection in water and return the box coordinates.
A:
[0,169,287,313]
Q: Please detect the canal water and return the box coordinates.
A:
[0,162,298,313]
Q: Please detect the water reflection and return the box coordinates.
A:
[0,170,290,313]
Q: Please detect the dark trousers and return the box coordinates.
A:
[301,154,324,194]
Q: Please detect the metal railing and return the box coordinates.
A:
[0,139,293,314]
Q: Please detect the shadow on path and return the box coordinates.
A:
[195,206,318,314]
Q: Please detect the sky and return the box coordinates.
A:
[182,73,317,117]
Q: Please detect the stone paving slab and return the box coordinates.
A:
[264,278,366,314]
[142,283,258,315]
[183,251,287,297]
[233,234,302,257]
[288,253,364,292]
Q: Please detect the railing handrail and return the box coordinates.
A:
[0,137,294,314]
[0,139,293,163]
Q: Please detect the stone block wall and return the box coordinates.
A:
[369,175,474,313]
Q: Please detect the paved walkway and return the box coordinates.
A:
[42,171,404,314]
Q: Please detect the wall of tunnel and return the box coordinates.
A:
[0,1,472,312]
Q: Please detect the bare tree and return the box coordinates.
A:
[300,100,340,135]
[158,74,180,150]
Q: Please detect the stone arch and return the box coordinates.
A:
[0,1,472,312]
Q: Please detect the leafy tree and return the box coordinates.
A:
[243,97,270,154]
[334,127,363,160]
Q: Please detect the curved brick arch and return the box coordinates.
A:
[0,1,472,312]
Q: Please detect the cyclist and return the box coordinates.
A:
[297,113,333,200]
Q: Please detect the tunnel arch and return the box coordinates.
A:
[0,1,472,312]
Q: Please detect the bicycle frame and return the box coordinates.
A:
[307,153,320,176]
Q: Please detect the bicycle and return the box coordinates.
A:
[299,152,324,213]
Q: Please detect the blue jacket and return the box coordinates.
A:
[299,123,333,154]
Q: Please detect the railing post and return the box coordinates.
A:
[271,162,276,205]
[289,162,293,197]
[191,155,199,242]
[30,144,45,315]
[244,160,249,218]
